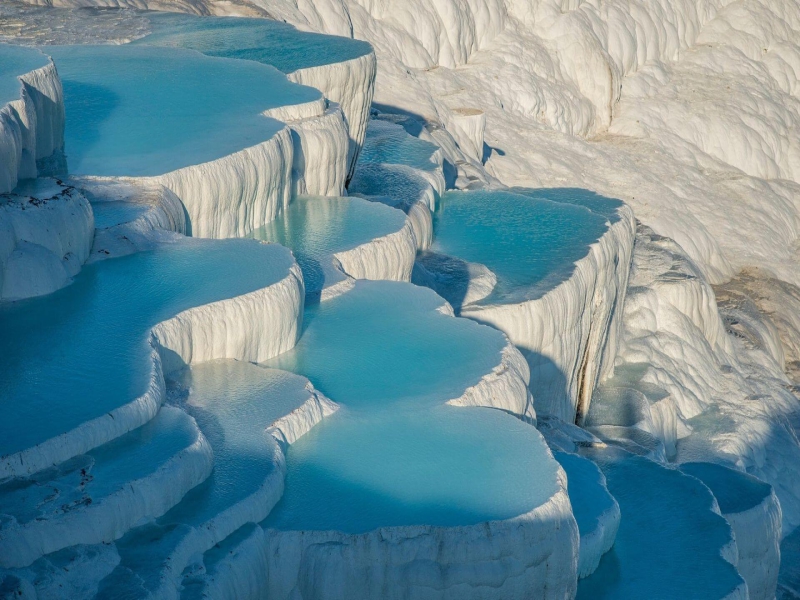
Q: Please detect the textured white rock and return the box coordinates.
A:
[83,180,188,262]
[284,104,349,197]
[1,244,304,481]
[618,225,800,534]
[267,386,339,446]
[153,261,304,375]
[0,407,213,570]
[412,251,497,309]
[461,203,636,422]
[264,318,578,599]
[264,475,577,600]
[0,180,93,301]
[0,53,64,194]
[149,125,293,239]
[442,107,485,163]
[138,378,335,600]
[724,487,783,600]
[448,343,536,422]
[287,51,377,181]
[0,344,165,481]
[332,217,417,285]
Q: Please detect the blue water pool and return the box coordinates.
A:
[358,119,441,174]
[135,13,372,74]
[250,195,406,296]
[0,238,294,460]
[577,447,744,599]
[262,280,559,533]
[680,462,772,515]
[0,44,49,106]
[45,44,319,177]
[163,361,319,528]
[91,362,323,597]
[431,189,618,304]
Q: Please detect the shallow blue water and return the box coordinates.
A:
[0,44,48,106]
[358,119,440,174]
[250,195,406,295]
[46,44,319,177]
[0,406,198,525]
[136,13,371,74]
[577,447,744,599]
[163,361,317,527]
[680,462,771,515]
[91,200,149,229]
[262,281,558,533]
[431,189,615,303]
[555,451,615,543]
[0,239,294,459]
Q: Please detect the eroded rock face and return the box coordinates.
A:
[0,179,93,301]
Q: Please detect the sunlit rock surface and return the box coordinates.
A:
[2,1,800,598]
[0,178,93,301]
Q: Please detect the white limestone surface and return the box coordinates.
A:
[0,47,64,194]
[681,462,782,600]
[152,260,304,375]
[0,179,93,301]
[0,406,213,569]
[332,217,417,286]
[618,225,800,534]
[287,51,377,181]
[263,327,577,599]
[284,104,349,197]
[461,203,636,423]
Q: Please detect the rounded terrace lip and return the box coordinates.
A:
[46,44,319,178]
[0,238,295,460]
[261,280,559,534]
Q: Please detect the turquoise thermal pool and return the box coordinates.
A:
[0,238,294,459]
[431,188,620,304]
[250,195,407,295]
[577,447,745,599]
[262,280,559,533]
[45,44,319,177]
[135,13,373,74]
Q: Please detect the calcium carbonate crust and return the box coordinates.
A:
[0,406,214,570]
[0,253,304,481]
[287,51,377,181]
[332,216,417,284]
[0,182,93,301]
[722,487,782,600]
[142,386,337,600]
[461,203,636,423]
[0,53,64,194]
[284,103,349,197]
[264,471,577,600]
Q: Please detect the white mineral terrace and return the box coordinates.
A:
[0,2,799,599]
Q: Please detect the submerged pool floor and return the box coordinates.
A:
[45,44,319,177]
[0,238,294,460]
[431,188,622,304]
[262,280,558,533]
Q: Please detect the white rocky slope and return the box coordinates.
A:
[0,45,63,194]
